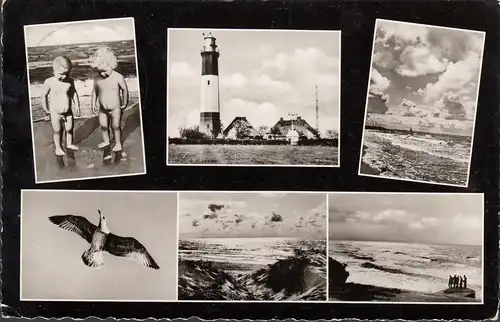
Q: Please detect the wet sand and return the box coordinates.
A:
[33,103,145,182]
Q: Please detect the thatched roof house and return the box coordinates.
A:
[270,116,319,139]
[223,117,259,139]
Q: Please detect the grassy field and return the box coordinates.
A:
[168,145,338,166]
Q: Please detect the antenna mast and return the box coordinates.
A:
[315,84,319,133]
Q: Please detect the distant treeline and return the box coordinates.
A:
[169,137,338,147]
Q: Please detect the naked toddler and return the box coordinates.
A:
[90,46,129,153]
[41,56,80,156]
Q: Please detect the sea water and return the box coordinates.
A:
[329,240,482,299]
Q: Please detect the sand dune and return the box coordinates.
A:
[178,248,327,301]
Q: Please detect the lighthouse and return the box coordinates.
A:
[200,32,221,138]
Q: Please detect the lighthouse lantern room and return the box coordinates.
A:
[200,32,221,138]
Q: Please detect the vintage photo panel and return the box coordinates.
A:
[359,19,485,187]
[21,190,177,301]
[167,29,341,167]
[24,18,146,183]
[177,192,327,301]
[328,193,483,303]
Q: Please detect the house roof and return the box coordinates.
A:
[270,116,319,137]
[223,117,259,136]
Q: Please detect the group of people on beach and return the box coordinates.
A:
[41,46,129,158]
[448,275,467,289]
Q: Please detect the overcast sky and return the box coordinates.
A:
[24,18,135,47]
[21,190,177,301]
[167,29,340,137]
[179,192,327,239]
[328,193,483,246]
[368,19,485,136]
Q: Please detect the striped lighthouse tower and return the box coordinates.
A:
[200,32,221,138]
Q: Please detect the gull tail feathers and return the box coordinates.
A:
[81,249,105,268]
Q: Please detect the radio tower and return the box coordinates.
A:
[315,84,319,134]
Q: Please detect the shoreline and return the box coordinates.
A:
[359,130,469,184]
[328,257,479,302]
[329,282,478,302]
[360,144,382,175]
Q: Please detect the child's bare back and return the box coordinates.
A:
[94,71,128,111]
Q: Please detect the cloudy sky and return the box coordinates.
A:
[22,190,177,301]
[367,19,485,135]
[167,29,340,137]
[25,18,135,47]
[328,193,483,246]
[179,192,327,239]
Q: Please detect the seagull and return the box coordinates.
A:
[49,210,160,270]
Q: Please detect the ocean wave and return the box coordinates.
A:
[329,241,482,297]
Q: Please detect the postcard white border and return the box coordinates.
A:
[19,189,484,305]
[23,17,147,184]
[166,28,341,168]
[357,19,486,188]
[19,189,179,302]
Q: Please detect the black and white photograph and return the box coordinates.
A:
[167,29,340,167]
[328,193,483,303]
[177,192,327,301]
[24,18,146,183]
[20,190,177,301]
[359,19,485,187]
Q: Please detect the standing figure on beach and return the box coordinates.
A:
[453,275,458,288]
[459,276,463,289]
[41,56,81,156]
[464,275,467,289]
[91,46,129,154]
[448,275,452,289]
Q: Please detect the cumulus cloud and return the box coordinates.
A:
[168,30,341,137]
[170,61,196,78]
[370,68,391,92]
[374,21,483,79]
[396,45,449,77]
[401,98,416,109]
[373,50,397,69]
[375,21,428,48]
[438,91,467,120]
[328,194,482,246]
[367,20,484,133]
[221,98,280,129]
[369,69,391,102]
[220,73,248,88]
[422,52,482,105]
[179,196,326,239]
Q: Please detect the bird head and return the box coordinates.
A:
[97,210,110,233]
